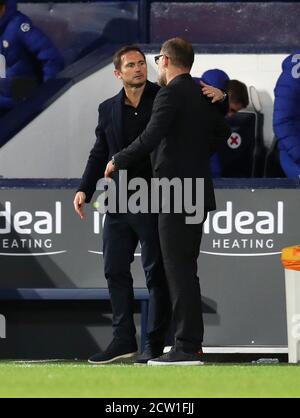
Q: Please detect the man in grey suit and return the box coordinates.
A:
[105,38,231,365]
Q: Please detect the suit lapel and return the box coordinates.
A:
[112,90,124,150]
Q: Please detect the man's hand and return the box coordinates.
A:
[73,191,86,220]
[200,81,225,103]
[104,160,117,178]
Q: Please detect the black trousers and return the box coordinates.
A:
[103,212,171,348]
[158,212,207,353]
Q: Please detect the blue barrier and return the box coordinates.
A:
[0,179,300,347]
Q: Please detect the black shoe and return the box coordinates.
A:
[134,344,164,365]
[88,339,138,365]
[147,347,204,366]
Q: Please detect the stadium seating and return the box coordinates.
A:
[150,1,300,48]
[217,87,266,178]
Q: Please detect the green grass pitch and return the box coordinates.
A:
[0,362,300,398]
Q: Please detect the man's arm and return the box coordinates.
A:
[215,95,229,116]
[74,116,109,219]
[210,108,232,156]
[112,87,178,170]
[77,107,109,204]
[200,81,229,115]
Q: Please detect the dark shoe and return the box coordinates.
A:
[88,339,138,365]
[134,344,164,364]
[147,347,204,366]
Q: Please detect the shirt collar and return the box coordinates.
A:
[122,80,155,105]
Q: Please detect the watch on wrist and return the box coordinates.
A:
[111,156,118,169]
[221,92,227,102]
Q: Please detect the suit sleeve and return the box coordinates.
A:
[216,95,229,116]
[113,87,178,169]
[78,105,109,203]
[210,107,232,156]
[202,92,229,116]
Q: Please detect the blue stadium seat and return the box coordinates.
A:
[218,110,266,178]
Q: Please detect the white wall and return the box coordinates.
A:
[0,63,121,178]
[0,53,287,178]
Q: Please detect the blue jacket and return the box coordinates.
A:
[274,51,300,178]
[0,0,64,110]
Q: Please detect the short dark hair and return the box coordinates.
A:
[113,46,146,70]
[161,38,194,69]
[227,80,249,108]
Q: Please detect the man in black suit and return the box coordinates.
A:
[74,46,173,365]
[105,38,231,365]
[74,44,227,365]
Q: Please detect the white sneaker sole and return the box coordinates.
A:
[88,352,137,365]
[147,360,204,366]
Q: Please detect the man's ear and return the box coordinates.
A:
[162,55,169,68]
[114,69,122,80]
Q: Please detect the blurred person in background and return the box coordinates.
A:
[273,50,300,178]
[195,69,249,177]
[0,0,64,117]
[196,69,249,117]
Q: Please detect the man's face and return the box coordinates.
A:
[157,51,167,87]
[0,5,6,18]
[227,101,243,118]
[115,51,147,88]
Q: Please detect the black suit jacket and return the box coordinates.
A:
[79,81,160,203]
[114,74,231,211]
